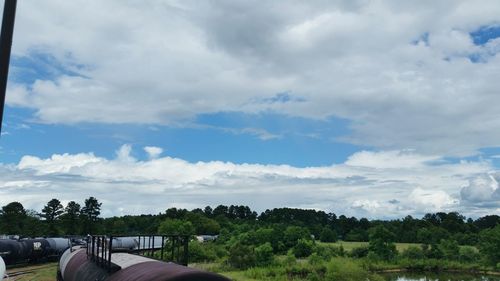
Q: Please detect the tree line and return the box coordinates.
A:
[1,200,499,269]
[0,199,498,246]
[0,197,101,236]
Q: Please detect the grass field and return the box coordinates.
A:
[319,241,422,252]
[5,263,57,281]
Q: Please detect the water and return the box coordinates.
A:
[383,272,500,281]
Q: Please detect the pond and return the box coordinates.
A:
[383,272,500,281]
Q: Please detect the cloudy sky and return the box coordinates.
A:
[1,0,500,218]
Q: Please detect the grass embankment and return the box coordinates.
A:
[192,241,494,281]
[193,256,387,281]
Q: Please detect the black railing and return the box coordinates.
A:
[86,235,189,272]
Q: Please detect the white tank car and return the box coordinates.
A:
[0,255,5,281]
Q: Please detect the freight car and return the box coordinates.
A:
[57,247,230,281]
[0,238,70,265]
[0,256,5,281]
[57,235,230,281]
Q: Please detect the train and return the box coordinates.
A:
[0,237,71,265]
[57,246,230,281]
[0,256,5,281]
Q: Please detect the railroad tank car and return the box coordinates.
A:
[110,236,166,252]
[57,247,230,281]
[0,238,71,265]
[0,256,5,281]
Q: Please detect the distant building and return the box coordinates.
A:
[195,235,218,242]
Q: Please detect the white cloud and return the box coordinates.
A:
[5,1,500,156]
[344,150,439,169]
[144,146,163,159]
[115,144,135,162]
[1,147,498,218]
[409,187,459,212]
[460,173,499,202]
[18,153,100,175]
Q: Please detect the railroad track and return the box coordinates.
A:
[4,263,56,281]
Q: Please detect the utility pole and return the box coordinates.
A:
[0,0,18,135]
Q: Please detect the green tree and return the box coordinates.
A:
[228,242,256,269]
[459,246,480,263]
[158,219,194,235]
[368,225,397,260]
[320,227,338,242]
[0,202,27,235]
[293,238,314,258]
[284,226,311,248]
[255,242,274,266]
[185,212,220,235]
[437,239,459,260]
[61,201,81,235]
[24,209,46,237]
[41,198,64,236]
[478,225,500,266]
[81,197,102,234]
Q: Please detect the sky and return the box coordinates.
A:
[1,0,500,218]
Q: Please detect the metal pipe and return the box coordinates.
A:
[0,0,17,135]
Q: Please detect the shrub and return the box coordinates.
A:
[325,258,369,281]
[458,246,480,263]
[255,242,274,266]
[401,246,425,260]
[350,246,369,258]
[228,242,256,269]
[188,241,218,262]
[478,225,500,266]
[308,253,323,266]
[319,228,338,242]
[284,226,311,248]
[294,238,314,258]
[438,239,460,260]
[314,244,343,260]
[307,271,321,281]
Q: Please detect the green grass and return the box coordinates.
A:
[319,241,477,253]
[318,241,422,252]
[5,263,58,281]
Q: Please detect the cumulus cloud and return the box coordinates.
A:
[144,146,163,159]
[4,1,500,156]
[1,146,498,218]
[460,173,499,202]
[409,187,459,212]
[116,144,135,162]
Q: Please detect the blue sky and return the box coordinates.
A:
[1,1,500,218]
[2,108,360,167]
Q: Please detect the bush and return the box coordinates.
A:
[284,226,311,248]
[325,258,369,281]
[458,246,480,263]
[438,239,459,260]
[307,271,321,281]
[158,219,194,235]
[319,228,338,242]
[308,253,322,266]
[188,241,218,262]
[228,242,256,269]
[284,252,297,266]
[255,242,274,266]
[294,238,314,258]
[478,225,500,266]
[349,246,369,258]
[401,246,425,260]
[314,244,344,260]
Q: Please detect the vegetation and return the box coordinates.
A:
[1,200,499,279]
